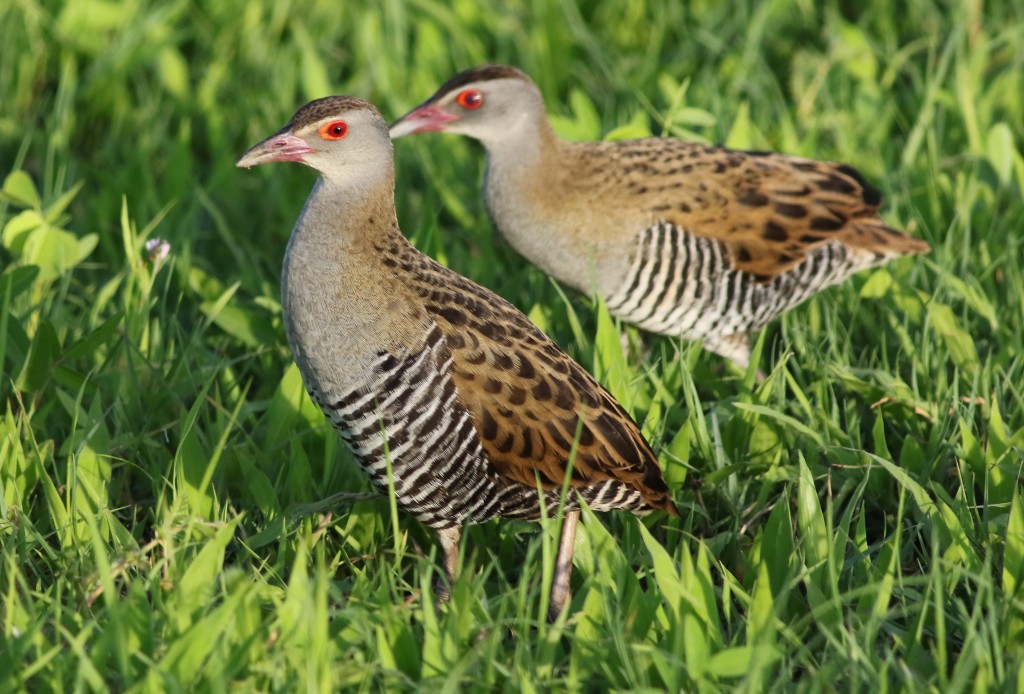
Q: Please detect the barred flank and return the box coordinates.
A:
[309,325,651,530]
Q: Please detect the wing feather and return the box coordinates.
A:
[582,139,929,279]
[409,253,679,516]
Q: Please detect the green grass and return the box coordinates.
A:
[2,0,1024,690]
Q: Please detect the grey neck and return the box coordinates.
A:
[287,175,397,258]
[279,172,405,395]
[481,110,559,169]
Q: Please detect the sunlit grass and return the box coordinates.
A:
[2,0,1024,690]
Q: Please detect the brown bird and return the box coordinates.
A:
[237,96,679,620]
[390,65,930,369]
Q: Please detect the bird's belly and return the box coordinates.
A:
[604,225,865,341]
[282,292,383,397]
[496,219,596,288]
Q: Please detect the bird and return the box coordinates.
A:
[237,95,680,620]
[389,65,931,370]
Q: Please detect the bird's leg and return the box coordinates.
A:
[548,509,580,622]
[707,332,766,382]
[435,525,462,602]
[706,331,751,369]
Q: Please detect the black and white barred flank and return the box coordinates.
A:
[307,325,649,530]
[606,221,884,344]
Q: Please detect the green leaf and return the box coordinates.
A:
[748,560,775,643]
[673,106,717,128]
[1,323,30,385]
[1006,489,1024,600]
[637,521,684,615]
[176,517,242,621]
[657,73,687,108]
[265,363,321,450]
[725,101,755,149]
[933,265,999,329]
[200,299,275,348]
[17,224,96,282]
[62,313,124,361]
[872,411,891,461]
[664,421,691,487]
[796,454,841,629]
[796,456,828,569]
[986,122,1015,186]
[376,625,398,673]
[985,398,1014,506]
[863,451,937,520]
[17,319,60,393]
[31,441,71,547]
[2,210,44,254]
[173,374,220,520]
[199,280,249,341]
[604,111,652,141]
[161,570,252,680]
[835,23,878,84]
[704,645,781,678]
[550,90,602,141]
[926,301,978,370]
[593,295,633,409]
[158,47,190,100]
[56,0,129,55]
[43,181,85,225]
[859,269,893,299]
[1,170,40,209]
[761,497,794,597]
[679,549,709,678]
[899,435,925,477]
[0,265,40,301]
[578,509,653,642]
[733,402,825,446]
[77,234,98,264]
[691,545,724,643]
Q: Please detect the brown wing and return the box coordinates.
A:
[407,252,679,516]
[588,139,930,279]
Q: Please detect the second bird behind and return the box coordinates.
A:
[390,65,930,370]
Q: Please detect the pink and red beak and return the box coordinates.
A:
[236,131,315,169]
[389,106,459,139]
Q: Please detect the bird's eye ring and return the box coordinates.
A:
[456,89,484,110]
[319,121,348,140]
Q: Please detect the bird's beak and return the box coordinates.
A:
[389,106,460,139]
[236,131,315,168]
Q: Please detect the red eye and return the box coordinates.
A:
[456,89,484,110]
[319,121,348,140]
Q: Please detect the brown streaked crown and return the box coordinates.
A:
[287,96,383,131]
[427,65,531,102]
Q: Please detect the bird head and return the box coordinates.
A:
[389,65,544,145]
[237,96,393,186]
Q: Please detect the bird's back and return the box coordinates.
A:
[564,137,927,273]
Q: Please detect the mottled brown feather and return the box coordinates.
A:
[397,244,679,516]
[569,138,930,278]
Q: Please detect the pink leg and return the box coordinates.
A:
[548,509,580,621]
[435,526,461,601]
